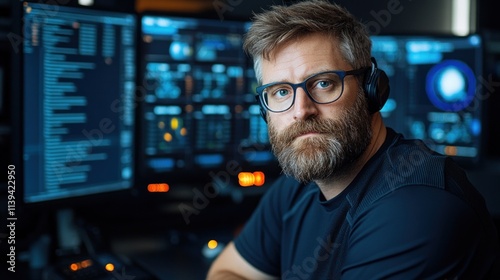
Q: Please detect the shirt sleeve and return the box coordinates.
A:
[341,185,493,280]
[233,176,297,276]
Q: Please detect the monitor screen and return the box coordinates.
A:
[22,3,136,203]
[372,34,483,163]
[138,15,278,189]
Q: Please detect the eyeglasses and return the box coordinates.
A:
[256,68,367,113]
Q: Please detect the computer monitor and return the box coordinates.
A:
[372,34,484,165]
[20,2,137,204]
[138,14,279,193]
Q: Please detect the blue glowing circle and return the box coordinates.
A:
[169,41,192,60]
[425,60,476,112]
[437,68,466,102]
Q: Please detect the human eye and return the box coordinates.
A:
[308,73,341,92]
[266,84,291,100]
[275,88,290,97]
[316,80,332,89]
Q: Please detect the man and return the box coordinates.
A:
[207,0,499,279]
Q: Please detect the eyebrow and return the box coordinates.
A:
[263,68,341,85]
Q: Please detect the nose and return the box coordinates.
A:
[292,87,318,120]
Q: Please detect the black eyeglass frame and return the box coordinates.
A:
[256,68,368,113]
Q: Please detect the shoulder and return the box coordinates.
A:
[348,129,453,212]
[343,185,495,278]
[379,130,449,187]
[354,185,477,232]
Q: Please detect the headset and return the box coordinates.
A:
[257,57,390,122]
[364,57,390,114]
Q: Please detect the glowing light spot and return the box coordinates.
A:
[80,259,92,268]
[180,127,188,136]
[444,146,458,156]
[238,172,254,187]
[238,172,265,187]
[78,0,94,6]
[105,263,114,272]
[437,67,466,102]
[163,132,173,142]
[70,263,79,271]
[171,118,179,130]
[148,183,170,193]
[208,240,218,249]
[253,171,265,186]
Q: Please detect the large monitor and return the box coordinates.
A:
[372,34,484,164]
[20,2,137,203]
[138,14,279,193]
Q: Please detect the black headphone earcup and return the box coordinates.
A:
[364,58,390,113]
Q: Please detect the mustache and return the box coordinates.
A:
[277,117,338,144]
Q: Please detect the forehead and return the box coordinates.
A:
[262,33,348,83]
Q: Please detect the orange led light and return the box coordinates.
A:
[238,172,265,187]
[69,259,92,272]
[163,132,173,142]
[207,240,218,250]
[253,171,265,186]
[105,263,115,272]
[69,263,79,271]
[147,183,170,192]
[80,259,92,268]
[238,172,254,187]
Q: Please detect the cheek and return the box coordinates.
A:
[316,103,346,119]
[268,113,290,132]
[321,89,361,116]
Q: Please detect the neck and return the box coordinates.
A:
[316,113,387,200]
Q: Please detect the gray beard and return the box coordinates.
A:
[268,91,373,183]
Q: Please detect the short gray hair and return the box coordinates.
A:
[243,0,372,84]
